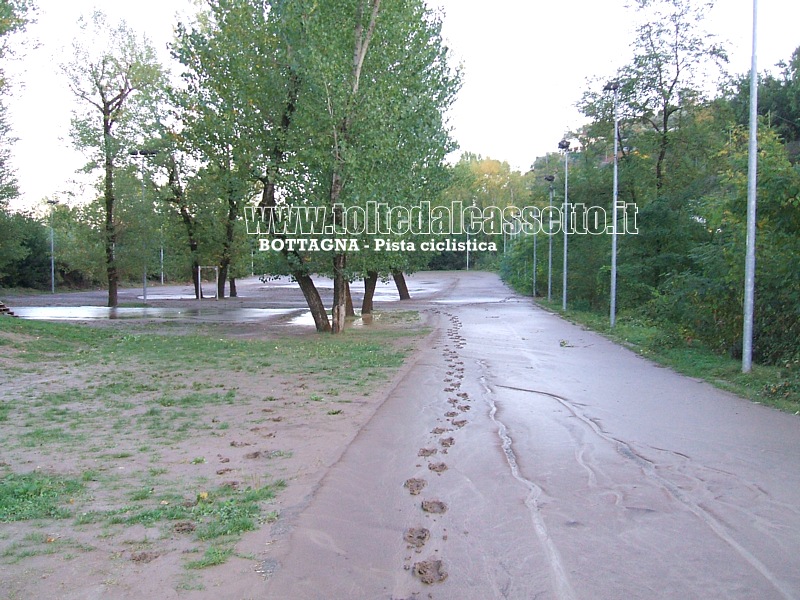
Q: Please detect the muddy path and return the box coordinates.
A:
[262,271,800,600]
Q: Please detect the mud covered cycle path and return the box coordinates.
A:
[263,271,800,600]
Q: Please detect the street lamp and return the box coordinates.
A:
[544,175,555,301]
[604,79,620,327]
[129,149,158,303]
[742,0,759,373]
[46,199,58,293]
[558,139,570,311]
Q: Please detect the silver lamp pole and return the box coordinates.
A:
[46,199,58,293]
[558,139,571,311]
[604,80,620,327]
[544,175,555,301]
[743,0,759,373]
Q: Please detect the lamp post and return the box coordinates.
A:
[604,79,620,327]
[544,175,555,301]
[46,199,58,293]
[129,149,158,303]
[743,0,759,373]
[532,213,537,297]
[558,139,570,311]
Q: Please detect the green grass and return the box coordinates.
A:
[537,299,800,413]
[0,472,84,522]
[0,311,423,572]
[185,545,233,569]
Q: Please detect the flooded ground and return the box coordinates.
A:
[2,274,440,325]
[262,271,800,600]
[4,271,798,599]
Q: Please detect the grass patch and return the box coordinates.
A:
[0,310,423,576]
[537,300,800,413]
[19,427,80,448]
[185,545,232,569]
[0,472,83,522]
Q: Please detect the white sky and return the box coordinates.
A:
[5,0,800,211]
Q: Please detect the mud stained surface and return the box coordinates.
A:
[404,478,427,495]
[21,275,793,598]
[403,527,430,548]
[413,558,448,584]
[260,271,800,600]
[420,500,448,514]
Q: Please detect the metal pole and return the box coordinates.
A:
[549,184,554,301]
[606,80,620,327]
[47,199,57,293]
[545,175,555,302]
[140,158,147,304]
[466,231,470,271]
[742,0,759,373]
[559,140,570,311]
[50,223,55,294]
[532,228,537,297]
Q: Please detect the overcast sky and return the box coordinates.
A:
[6,0,800,210]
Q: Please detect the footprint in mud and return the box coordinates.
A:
[413,558,448,584]
[443,387,456,393]
[447,398,459,406]
[418,448,438,457]
[431,427,449,435]
[457,405,470,412]
[444,411,459,418]
[456,392,469,399]
[440,437,455,448]
[404,527,430,549]
[421,499,448,514]
[428,462,448,474]
[452,419,467,428]
[404,478,427,495]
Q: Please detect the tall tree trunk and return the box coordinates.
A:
[362,270,378,314]
[229,277,237,298]
[192,263,200,299]
[219,170,239,299]
[392,269,411,300]
[328,0,382,333]
[258,178,331,331]
[345,280,355,317]
[331,252,347,332]
[296,272,331,332]
[217,264,228,299]
[103,122,118,308]
[168,157,202,300]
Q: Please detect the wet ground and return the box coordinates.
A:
[3,275,439,326]
[260,271,800,600]
[3,271,799,599]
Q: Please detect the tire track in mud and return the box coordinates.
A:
[492,382,796,600]
[478,366,578,600]
[398,310,470,592]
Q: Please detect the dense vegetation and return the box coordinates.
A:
[499,2,799,373]
[1,0,798,367]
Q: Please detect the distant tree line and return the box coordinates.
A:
[500,0,800,368]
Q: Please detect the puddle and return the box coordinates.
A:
[14,306,303,323]
[433,298,503,304]
[287,311,368,328]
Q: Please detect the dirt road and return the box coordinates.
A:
[263,271,800,600]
